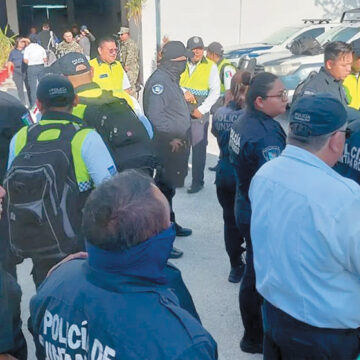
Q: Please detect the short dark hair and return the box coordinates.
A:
[98,37,116,48]
[82,170,168,251]
[324,41,353,62]
[245,72,278,110]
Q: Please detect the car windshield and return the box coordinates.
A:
[262,26,304,45]
[316,26,360,45]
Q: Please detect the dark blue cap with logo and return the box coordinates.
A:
[186,36,204,50]
[36,74,75,107]
[289,94,347,137]
[48,52,91,76]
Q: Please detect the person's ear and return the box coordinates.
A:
[36,99,45,114]
[72,95,79,107]
[328,131,343,154]
[325,59,334,71]
[254,95,265,110]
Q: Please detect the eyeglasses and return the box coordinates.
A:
[337,128,352,139]
[265,89,288,102]
[107,48,118,54]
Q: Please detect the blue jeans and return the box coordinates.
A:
[27,64,44,106]
[262,300,360,359]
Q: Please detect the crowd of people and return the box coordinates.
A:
[2,19,360,359]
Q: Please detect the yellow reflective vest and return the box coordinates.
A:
[14,120,93,191]
[180,57,214,102]
[343,73,360,110]
[89,57,126,92]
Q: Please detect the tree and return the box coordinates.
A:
[125,0,147,25]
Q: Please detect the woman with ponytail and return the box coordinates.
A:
[211,71,251,284]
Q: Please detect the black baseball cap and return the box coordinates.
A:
[186,36,204,50]
[49,52,91,76]
[206,42,224,56]
[36,74,75,107]
[162,41,193,60]
[289,94,347,137]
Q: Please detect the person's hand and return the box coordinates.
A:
[46,252,88,278]
[169,138,183,152]
[0,354,18,360]
[191,108,203,119]
[85,29,90,34]
[184,91,196,103]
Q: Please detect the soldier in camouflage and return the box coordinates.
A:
[118,27,139,97]
[56,30,83,59]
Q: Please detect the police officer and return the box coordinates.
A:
[118,27,139,97]
[180,36,220,193]
[0,91,31,278]
[297,41,352,107]
[207,41,236,114]
[144,41,194,259]
[29,171,218,360]
[0,185,27,360]
[212,71,250,283]
[7,75,116,288]
[90,37,131,93]
[343,39,360,110]
[229,72,287,354]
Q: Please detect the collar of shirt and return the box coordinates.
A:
[319,66,341,84]
[187,56,209,74]
[41,110,83,124]
[75,82,101,94]
[96,56,117,66]
[281,144,335,175]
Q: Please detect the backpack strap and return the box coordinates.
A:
[27,123,81,144]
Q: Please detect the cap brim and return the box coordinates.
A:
[184,49,194,58]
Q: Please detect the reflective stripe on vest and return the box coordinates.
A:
[89,58,125,92]
[14,121,93,191]
[180,58,214,97]
[343,74,360,110]
[112,90,135,109]
[217,58,236,95]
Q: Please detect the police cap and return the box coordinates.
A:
[186,36,204,50]
[206,41,224,56]
[162,41,193,60]
[37,74,75,107]
[49,52,91,76]
[289,93,347,137]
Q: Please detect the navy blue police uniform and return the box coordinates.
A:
[29,259,217,360]
[0,263,27,360]
[143,65,191,222]
[211,101,245,275]
[228,107,286,347]
[335,116,360,182]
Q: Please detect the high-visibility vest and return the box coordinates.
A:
[180,57,214,105]
[89,57,126,92]
[217,58,236,95]
[14,120,93,190]
[343,73,360,110]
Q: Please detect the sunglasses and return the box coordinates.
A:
[265,89,288,102]
[337,128,352,139]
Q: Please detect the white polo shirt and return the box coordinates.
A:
[23,43,47,66]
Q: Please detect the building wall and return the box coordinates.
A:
[5,0,19,34]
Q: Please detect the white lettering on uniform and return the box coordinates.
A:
[91,339,103,360]
[103,346,116,360]
[51,314,60,341]
[68,324,81,350]
[43,310,53,335]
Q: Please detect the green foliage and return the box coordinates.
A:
[0,25,16,69]
[125,0,147,25]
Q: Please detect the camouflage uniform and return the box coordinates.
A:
[120,37,139,97]
[56,41,83,59]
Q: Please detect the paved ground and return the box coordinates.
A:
[1,79,289,360]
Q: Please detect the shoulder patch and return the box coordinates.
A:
[262,146,281,162]
[152,84,164,95]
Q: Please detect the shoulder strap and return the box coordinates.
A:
[27,123,80,144]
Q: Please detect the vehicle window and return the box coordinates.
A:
[293,28,324,41]
[317,26,360,45]
[262,26,303,45]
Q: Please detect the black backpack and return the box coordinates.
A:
[291,70,319,106]
[289,37,323,56]
[80,93,157,173]
[4,122,86,259]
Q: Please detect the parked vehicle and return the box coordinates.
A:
[224,19,333,66]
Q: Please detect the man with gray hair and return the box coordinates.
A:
[29,170,218,360]
[249,94,360,359]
